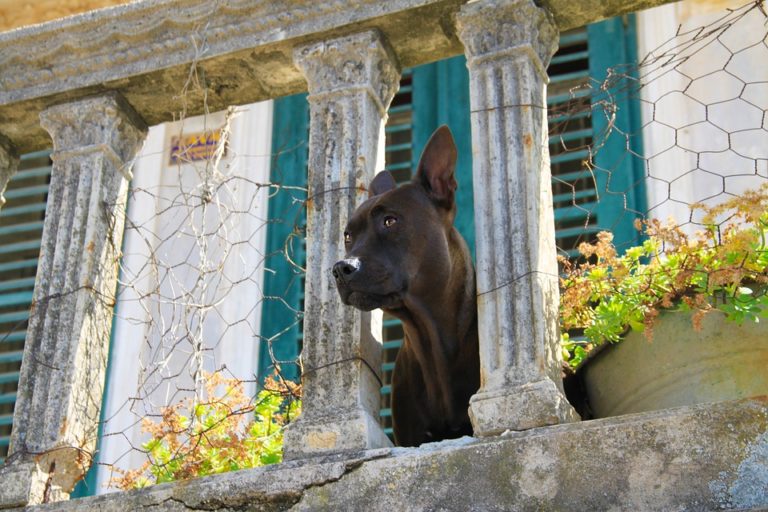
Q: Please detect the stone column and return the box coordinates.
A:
[283,30,400,459]
[0,93,146,507]
[0,134,19,208]
[457,0,579,436]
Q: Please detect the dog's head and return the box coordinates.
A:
[333,125,459,312]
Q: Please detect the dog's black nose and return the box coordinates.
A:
[333,258,360,282]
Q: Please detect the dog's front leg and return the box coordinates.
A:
[390,346,430,447]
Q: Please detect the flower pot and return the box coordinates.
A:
[581,308,768,418]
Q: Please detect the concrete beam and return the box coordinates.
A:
[14,398,768,511]
[0,0,678,153]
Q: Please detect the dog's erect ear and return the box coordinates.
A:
[415,125,458,207]
[369,170,397,196]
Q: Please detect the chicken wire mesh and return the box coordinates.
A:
[94,104,307,490]
[550,0,768,255]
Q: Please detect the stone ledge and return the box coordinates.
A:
[18,397,768,511]
[0,0,680,153]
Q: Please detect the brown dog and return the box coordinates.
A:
[333,126,479,446]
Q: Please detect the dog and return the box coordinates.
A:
[333,126,479,447]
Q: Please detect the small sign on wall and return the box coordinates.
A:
[169,130,226,165]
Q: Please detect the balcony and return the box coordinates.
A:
[0,0,766,510]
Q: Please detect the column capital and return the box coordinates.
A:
[0,133,19,207]
[294,30,401,115]
[40,92,147,171]
[457,0,559,74]
[0,133,18,167]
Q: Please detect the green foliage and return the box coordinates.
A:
[110,373,301,490]
[559,185,768,370]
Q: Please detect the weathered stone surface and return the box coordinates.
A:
[457,0,578,436]
[0,0,681,154]
[0,461,52,510]
[282,30,400,460]
[0,0,462,154]
[0,92,147,508]
[15,398,768,511]
[0,133,18,207]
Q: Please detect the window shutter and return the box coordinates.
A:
[586,15,647,251]
[258,94,309,384]
[549,27,600,256]
[0,150,51,462]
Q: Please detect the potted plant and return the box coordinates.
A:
[559,184,768,418]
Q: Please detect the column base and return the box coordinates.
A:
[0,459,68,508]
[469,379,580,436]
[283,409,392,461]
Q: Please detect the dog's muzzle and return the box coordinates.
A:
[332,257,361,284]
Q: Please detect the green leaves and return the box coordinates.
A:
[719,286,768,324]
[110,374,301,490]
[559,185,768,370]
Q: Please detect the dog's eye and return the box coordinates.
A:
[343,231,352,244]
[383,215,397,228]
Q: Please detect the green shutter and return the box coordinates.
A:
[412,57,475,255]
[379,70,415,436]
[257,95,309,385]
[587,15,647,250]
[549,18,646,256]
[549,27,599,256]
[0,150,51,463]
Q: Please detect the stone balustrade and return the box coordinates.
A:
[0,0,681,507]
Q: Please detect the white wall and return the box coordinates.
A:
[95,101,274,492]
[636,0,768,227]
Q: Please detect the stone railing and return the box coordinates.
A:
[0,0,721,508]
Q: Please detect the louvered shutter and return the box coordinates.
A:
[258,94,309,384]
[0,150,51,462]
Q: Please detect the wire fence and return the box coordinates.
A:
[551,0,767,248]
[0,0,765,495]
[97,103,307,489]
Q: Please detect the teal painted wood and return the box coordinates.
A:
[0,331,25,344]
[70,312,120,498]
[257,94,309,385]
[0,152,50,464]
[0,277,36,293]
[412,56,476,257]
[587,15,647,251]
[0,350,22,364]
[0,371,19,385]
[0,202,47,217]
[0,290,33,308]
[0,220,46,237]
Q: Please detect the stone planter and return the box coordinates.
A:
[581,307,768,418]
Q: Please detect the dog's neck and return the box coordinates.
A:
[386,229,477,421]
